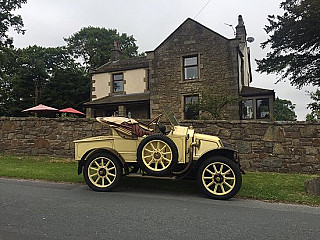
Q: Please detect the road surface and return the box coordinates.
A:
[1,178,320,240]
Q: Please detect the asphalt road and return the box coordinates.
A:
[1,178,320,240]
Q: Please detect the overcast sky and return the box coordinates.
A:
[10,0,318,120]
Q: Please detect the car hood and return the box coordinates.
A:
[193,133,223,147]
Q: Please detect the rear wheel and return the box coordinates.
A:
[197,156,242,200]
[83,152,122,192]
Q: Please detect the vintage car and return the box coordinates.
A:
[74,112,243,200]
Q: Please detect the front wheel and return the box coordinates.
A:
[197,156,242,200]
[83,152,122,192]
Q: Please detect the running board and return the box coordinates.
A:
[126,173,176,180]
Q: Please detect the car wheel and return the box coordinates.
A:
[137,135,178,176]
[83,152,122,192]
[197,156,242,200]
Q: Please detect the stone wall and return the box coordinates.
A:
[185,120,320,174]
[0,117,111,157]
[1,117,319,174]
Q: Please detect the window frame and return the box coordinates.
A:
[183,94,199,120]
[112,73,124,93]
[183,55,199,81]
[256,98,270,119]
[241,99,254,120]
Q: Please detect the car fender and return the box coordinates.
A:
[77,147,126,175]
[195,148,241,169]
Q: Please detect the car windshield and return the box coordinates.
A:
[163,109,179,126]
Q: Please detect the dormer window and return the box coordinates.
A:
[183,55,199,80]
[113,73,124,93]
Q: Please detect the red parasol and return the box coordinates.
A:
[22,104,58,113]
[59,107,85,115]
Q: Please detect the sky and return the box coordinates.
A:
[9,0,318,120]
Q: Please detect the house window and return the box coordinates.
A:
[257,98,270,119]
[113,73,124,93]
[183,56,199,80]
[184,95,199,120]
[241,99,254,119]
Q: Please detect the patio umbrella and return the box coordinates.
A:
[59,107,85,115]
[22,104,59,113]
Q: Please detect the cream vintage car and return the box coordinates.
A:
[74,113,243,200]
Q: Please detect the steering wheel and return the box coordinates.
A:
[147,114,162,127]
[148,114,171,135]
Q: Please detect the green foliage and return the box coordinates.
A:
[306,89,320,121]
[256,0,320,88]
[41,67,90,111]
[0,45,90,116]
[0,0,27,47]
[0,47,19,114]
[64,27,139,69]
[196,86,239,120]
[0,11,140,116]
[273,97,297,121]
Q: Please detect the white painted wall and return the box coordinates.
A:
[92,73,110,99]
[92,68,147,99]
[125,69,147,94]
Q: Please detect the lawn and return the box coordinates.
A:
[0,154,319,206]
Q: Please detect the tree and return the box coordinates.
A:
[41,67,90,111]
[0,45,90,116]
[193,86,239,120]
[64,27,139,70]
[273,97,297,121]
[0,0,27,47]
[0,47,22,115]
[306,89,320,121]
[256,0,320,88]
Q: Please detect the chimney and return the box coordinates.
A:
[235,15,247,42]
[110,41,123,61]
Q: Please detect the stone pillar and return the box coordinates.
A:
[86,108,94,118]
[118,105,126,117]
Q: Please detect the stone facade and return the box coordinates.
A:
[86,17,275,121]
[1,117,319,174]
[148,19,240,120]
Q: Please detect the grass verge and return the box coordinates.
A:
[0,154,83,183]
[0,154,319,206]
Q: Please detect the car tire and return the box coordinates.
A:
[83,152,122,192]
[197,156,242,200]
[137,134,178,176]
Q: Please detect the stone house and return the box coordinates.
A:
[84,16,275,120]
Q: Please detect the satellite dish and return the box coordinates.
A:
[247,37,255,43]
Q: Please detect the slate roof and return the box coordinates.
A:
[240,86,275,97]
[84,92,150,106]
[93,57,149,73]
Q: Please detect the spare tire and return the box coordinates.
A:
[137,134,178,176]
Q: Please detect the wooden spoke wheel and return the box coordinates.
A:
[84,152,122,191]
[137,135,178,176]
[198,156,242,200]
